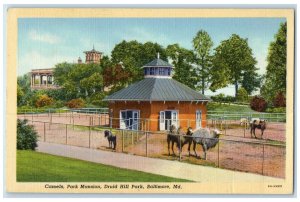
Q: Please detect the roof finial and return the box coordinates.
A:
[157,52,160,59]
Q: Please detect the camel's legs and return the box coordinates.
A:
[187,140,192,156]
[171,141,175,156]
[253,128,257,139]
[193,141,198,157]
[202,144,208,160]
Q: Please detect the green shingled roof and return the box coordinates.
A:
[143,58,173,68]
[103,78,210,102]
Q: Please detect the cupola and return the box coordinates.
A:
[142,53,174,78]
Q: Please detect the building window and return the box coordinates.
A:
[150,67,155,75]
[155,67,159,75]
[159,68,164,75]
[167,68,171,76]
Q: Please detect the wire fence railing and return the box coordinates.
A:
[17,112,286,143]
[21,118,286,178]
[208,111,286,122]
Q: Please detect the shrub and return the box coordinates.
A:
[35,94,54,108]
[65,98,85,109]
[250,96,268,112]
[265,107,286,113]
[17,119,38,150]
[273,92,286,107]
[236,87,249,103]
[211,93,235,103]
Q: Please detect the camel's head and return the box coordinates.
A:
[186,127,193,136]
[104,130,110,137]
[212,129,222,138]
[169,125,177,133]
[177,126,183,134]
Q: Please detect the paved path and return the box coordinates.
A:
[37,141,284,183]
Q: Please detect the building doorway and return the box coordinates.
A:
[196,110,202,129]
[159,110,178,131]
[120,110,140,130]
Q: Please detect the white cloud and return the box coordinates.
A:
[28,30,61,44]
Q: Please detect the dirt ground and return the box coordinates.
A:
[17,114,286,178]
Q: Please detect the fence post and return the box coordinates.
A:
[179,133,182,162]
[243,121,246,138]
[66,124,68,145]
[217,139,220,167]
[72,115,74,130]
[89,126,91,148]
[262,144,265,175]
[122,130,124,152]
[44,122,46,142]
[145,132,148,157]
[225,120,227,136]
[131,131,134,145]
[220,119,223,130]
[50,112,53,124]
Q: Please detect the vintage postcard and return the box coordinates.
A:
[6,8,294,194]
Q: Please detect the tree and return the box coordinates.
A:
[273,91,286,107]
[17,84,24,106]
[35,94,54,107]
[250,96,268,112]
[65,98,85,109]
[17,119,38,150]
[236,87,249,103]
[210,34,257,98]
[192,30,213,94]
[166,44,198,89]
[111,40,167,85]
[53,62,104,100]
[261,22,287,103]
[17,74,32,106]
[103,64,131,90]
[241,69,262,95]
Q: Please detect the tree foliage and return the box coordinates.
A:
[192,30,213,94]
[53,62,104,100]
[166,44,197,89]
[241,70,262,95]
[210,34,257,98]
[111,40,167,84]
[17,119,38,150]
[273,91,286,107]
[250,96,268,112]
[35,94,54,108]
[103,64,131,90]
[236,87,249,102]
[261,22,287,103]
[65,98,85,108]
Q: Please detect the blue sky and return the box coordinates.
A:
[18,17,285,95]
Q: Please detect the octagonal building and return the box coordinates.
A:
[103,56,210,131]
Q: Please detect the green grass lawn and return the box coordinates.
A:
[207,102,254,113]
[17,150,190,182]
